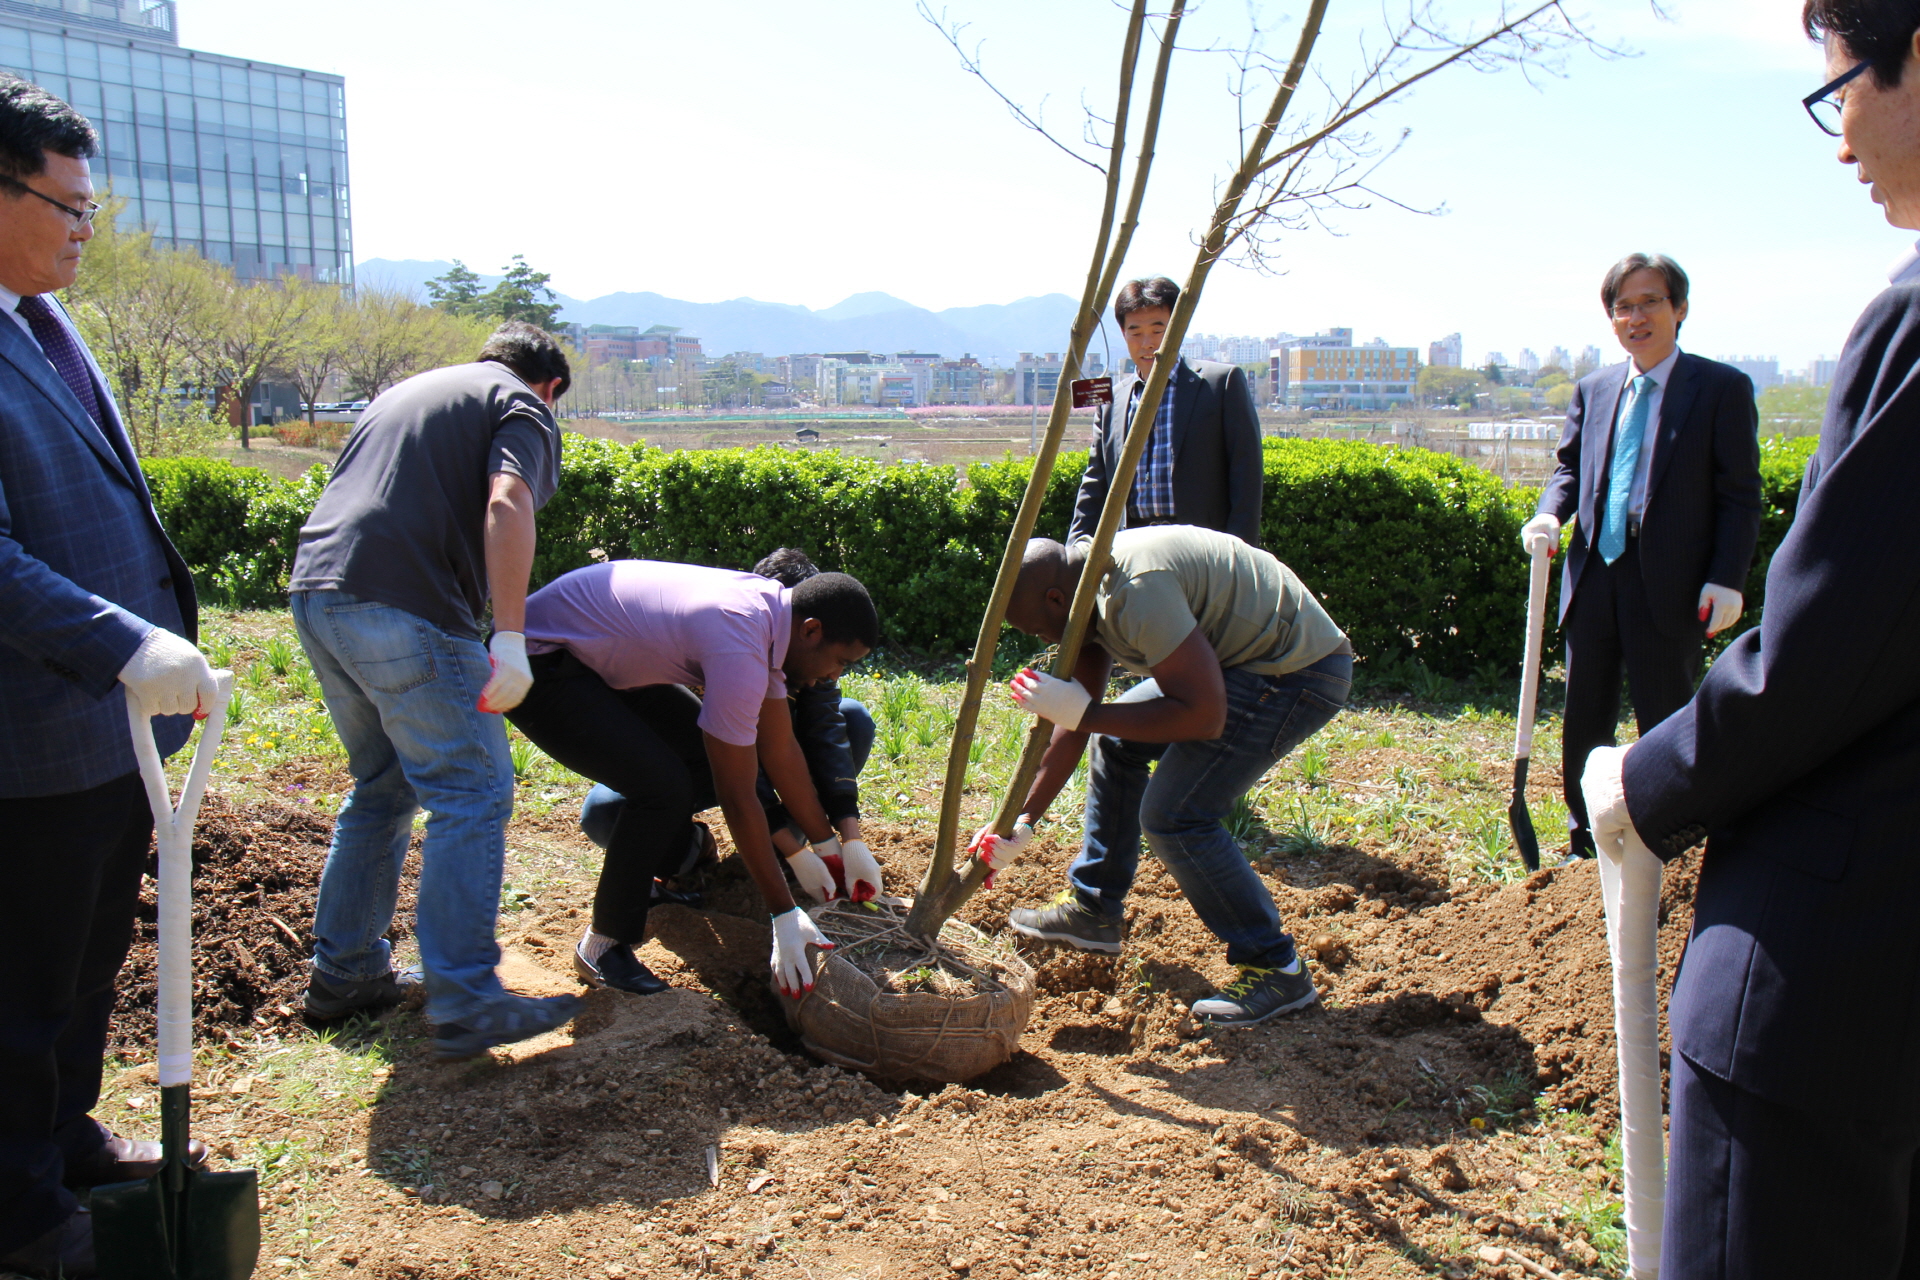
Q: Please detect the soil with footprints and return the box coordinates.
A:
[103,798,1700,1280]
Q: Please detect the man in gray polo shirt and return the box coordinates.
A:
[993,525,1352,1026]
[288,321,581,1060]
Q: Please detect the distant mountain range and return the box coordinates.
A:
[355,260,1081,366]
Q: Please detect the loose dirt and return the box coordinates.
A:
[104,800,1697,1279]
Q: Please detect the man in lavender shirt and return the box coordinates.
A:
[509,561,880,999]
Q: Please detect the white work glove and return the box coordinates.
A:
[786,842,840,903]
[117,627,217,718]
[476,631,533,714]
[1520,512,1561,558]
[838,838,883,903]
[770,905,833,998]
[969,816,1034,889]
[1582,745,1654,861]
[1009,667,1092,731]
[1698,583,1743,637]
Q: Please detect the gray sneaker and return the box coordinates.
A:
[1008,889,1124,954]
[1191,961,1318,1027]
[304,964,424,1020]
[433,993,583,1061]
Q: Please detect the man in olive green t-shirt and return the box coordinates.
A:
[984,526,1353,1027]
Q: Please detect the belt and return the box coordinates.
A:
[1133,516,1182,527]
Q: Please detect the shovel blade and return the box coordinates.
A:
[1508,757,1540,872]
[93,1166,260,1280]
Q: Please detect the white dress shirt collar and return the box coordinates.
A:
[0,283,34,340]
[1891,241,1920,286]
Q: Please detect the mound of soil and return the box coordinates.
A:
[110,796,419,1055]
[127,805,1698,1279]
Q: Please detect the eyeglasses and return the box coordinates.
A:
[0,174,100,228]
[1804,58,1871,137]
[1610,296,1669,321]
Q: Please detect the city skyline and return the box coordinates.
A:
[163,0,1901,371]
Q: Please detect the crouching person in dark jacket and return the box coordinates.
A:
[578,548,877,904]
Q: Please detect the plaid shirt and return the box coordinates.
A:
[1125,361,1179,523]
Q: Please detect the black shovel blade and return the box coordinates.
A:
[93,1165,260,1280]
[1508,756,1540,872]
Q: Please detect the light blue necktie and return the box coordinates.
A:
[1598,374,1655,565]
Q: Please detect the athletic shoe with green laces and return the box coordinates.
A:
[1008,889,1124,954]
[1191,960,1318,1026]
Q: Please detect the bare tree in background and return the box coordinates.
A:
[909,0,1624,938]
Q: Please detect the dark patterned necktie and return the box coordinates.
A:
[16,293,104,428]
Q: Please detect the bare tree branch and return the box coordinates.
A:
[916,2,1108,174]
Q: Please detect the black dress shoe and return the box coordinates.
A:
[650,880,704,909]
[573,940,670,995]
[64,1131,209,1188]
[0,1207,97,1278]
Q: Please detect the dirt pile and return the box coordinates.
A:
[111,796,419,1055]
[113,807,1701,1278]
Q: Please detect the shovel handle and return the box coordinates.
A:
[126,672,233,1090]
[1513,544,1551,760]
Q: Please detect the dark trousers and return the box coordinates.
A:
[1561,538,1702,848]
[0,771,153,1251]
[506,653,714,944]
[1665,1051,1920,1278]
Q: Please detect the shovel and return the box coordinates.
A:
[93,672,261,1280]
[1508,540,1552,871]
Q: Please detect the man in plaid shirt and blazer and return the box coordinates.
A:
[1069,277,1265,547]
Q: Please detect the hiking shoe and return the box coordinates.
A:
[1008,889,1124,954]
[304,964,424,1020]
[1192,961,1318,1027]
[432,993,584,1061]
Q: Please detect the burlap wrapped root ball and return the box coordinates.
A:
[775,900,1034,1083]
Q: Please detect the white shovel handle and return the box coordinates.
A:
[1596,824,1666,1280]
[1514,544,1551,760]
[125,671,233,1090]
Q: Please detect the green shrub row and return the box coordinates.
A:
[141,432,1819,678]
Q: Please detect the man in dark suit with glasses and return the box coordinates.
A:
[1521,253,1761,861]
[1582,3,1920,1273]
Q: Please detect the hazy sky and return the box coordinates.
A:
[183,0,1906,368]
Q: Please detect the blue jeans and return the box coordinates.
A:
[1069,653,1352,970]
[291,590,514,1025]
[577,697,875,850]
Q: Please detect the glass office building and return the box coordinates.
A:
[0,0,351,283]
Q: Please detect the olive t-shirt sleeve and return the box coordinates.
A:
[1102,569,1200,669]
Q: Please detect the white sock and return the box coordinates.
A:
[579,929,619,964]
[1279,956,1303,975]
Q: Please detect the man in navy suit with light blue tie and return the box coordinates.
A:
[1582,4,1920,1270]
[0,75,217,1279]
[1522,254,1761,860]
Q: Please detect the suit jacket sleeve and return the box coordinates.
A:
[1626,288,1920,854]
[1222,365,1264,546]
[1538,379,1585,522]
[0,467,153,696]
[795,680,860,825]
[1706,368,1763,590]
[1068,401,1113,544]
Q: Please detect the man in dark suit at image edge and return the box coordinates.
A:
[0,74,218,1279]
[1580,0,1920,1273]
[1069,276,1264,547]
[1522,253,1762,860]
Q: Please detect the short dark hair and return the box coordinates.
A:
[0,74,98,183]
[792,572,879,649]
[1600,253,1690,329]
[478,321,571,398]
[1114,276,1179,323]
[1805,0,1920,89]
[753,547,821,588]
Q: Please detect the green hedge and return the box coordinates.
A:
[142,433,1818,677]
